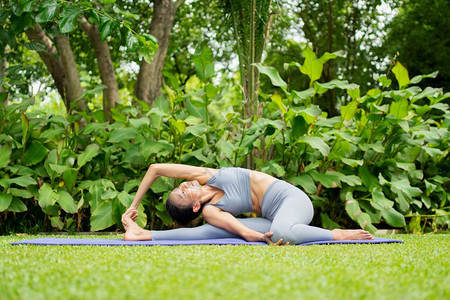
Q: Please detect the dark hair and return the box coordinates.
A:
[165,196,203,224]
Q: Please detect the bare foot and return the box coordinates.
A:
[331,229,374,240]
[123,211,152,241]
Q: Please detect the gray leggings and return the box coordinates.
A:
[152,181,333,244]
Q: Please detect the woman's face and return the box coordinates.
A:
[169,180,202,207]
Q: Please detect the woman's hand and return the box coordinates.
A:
[243,231,289,246]
[121,208,138,229]
[263,232,290,246]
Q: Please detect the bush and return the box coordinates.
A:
[0,46,448,234]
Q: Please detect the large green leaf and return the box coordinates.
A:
[391,179,422,199]
[254,63,287,89]
[358,166,379,192]
[392,62,410,89]
[340,100,358,121]
[36,0,59,23]
[23,141,48,166]
[9,176,37,187]
[108,128,138,143]
[59,5,82,33]
[291,175,317,194]
[0,144,10,168]
[381,207,406,227]
[261,161,285,177]
[62,168,77,192]
[7,197,27,212]
[389,98,408,119]
[0,194,13,212]
[299,136,330,156]
[371,188,394,210]
[90,200,115,231]
[77,144,100,168]
[56,190,77,213]
[38,183,58,208]
[300,46,323,85]
[310,171,340,188]
[141,140,174,159]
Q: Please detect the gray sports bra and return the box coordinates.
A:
[204,167,253,215]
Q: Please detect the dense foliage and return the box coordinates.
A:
[0,44,448,234]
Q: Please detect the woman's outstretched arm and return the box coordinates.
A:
[128,164,216,209]
[202,205,284,245]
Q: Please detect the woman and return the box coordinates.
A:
[122,164,373,244]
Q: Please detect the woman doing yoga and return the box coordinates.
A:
[122,164,373,244]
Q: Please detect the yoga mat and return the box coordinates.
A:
[11,237,403,246]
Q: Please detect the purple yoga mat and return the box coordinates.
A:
[11,237,403,246]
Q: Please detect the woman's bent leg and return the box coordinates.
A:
[270,195,333,244]
[151,218,272,240]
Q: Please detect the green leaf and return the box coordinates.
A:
[292,88,315,101]
[341,158,363,167]
[90,200,115,231]
[36,0,59,23]
[193,41,213,63]
[77,144,100,168]
[8,197,27,212]
[10,188,33,198]
[21,112,29,148]
[141,141,174,159]
[62,168,77,192]
[253,63,287,89]
[291,115,308,139]
[125,31,139,52]
[59,5,82,33]
[108,128,138,143]
[9,176,37,187]
[291,175,317,194]
[118,191,134,207]
[320,213,341,230]
[371,188,394,210]
[310,171,340,188]
[101,189,118,200]
[150,177,173,194]
[99,19,115,42]
[318,50,346,63]
[391,179,422,199]
[39,183,58,208]
[392,62,410,89]
[261,161,285,177]
[329,172,361,187]
[300,46,322,85]
[0,194,13,212]
[299,136,330,156]
[0,144,10,168]
[23,142,48,166]
[49,163,68,174]
[358,166,379,192]
[24,42,47,52]
[19,0,34,13]
[377,75,392,87]
[389,98,408,119]
[340,100,358,121]
[57,190,77,213]
[382,207,406,227]
[138,43,157,64]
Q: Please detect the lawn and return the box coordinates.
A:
[1,234,448,300]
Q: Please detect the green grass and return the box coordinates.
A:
[1,234,449,300]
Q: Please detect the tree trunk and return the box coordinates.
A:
[27,24,67,108]
[0,45,10,106]
[325,0,337,117]
[135,0,184,104]
[80,17,119,122]
[55,34,85,111]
